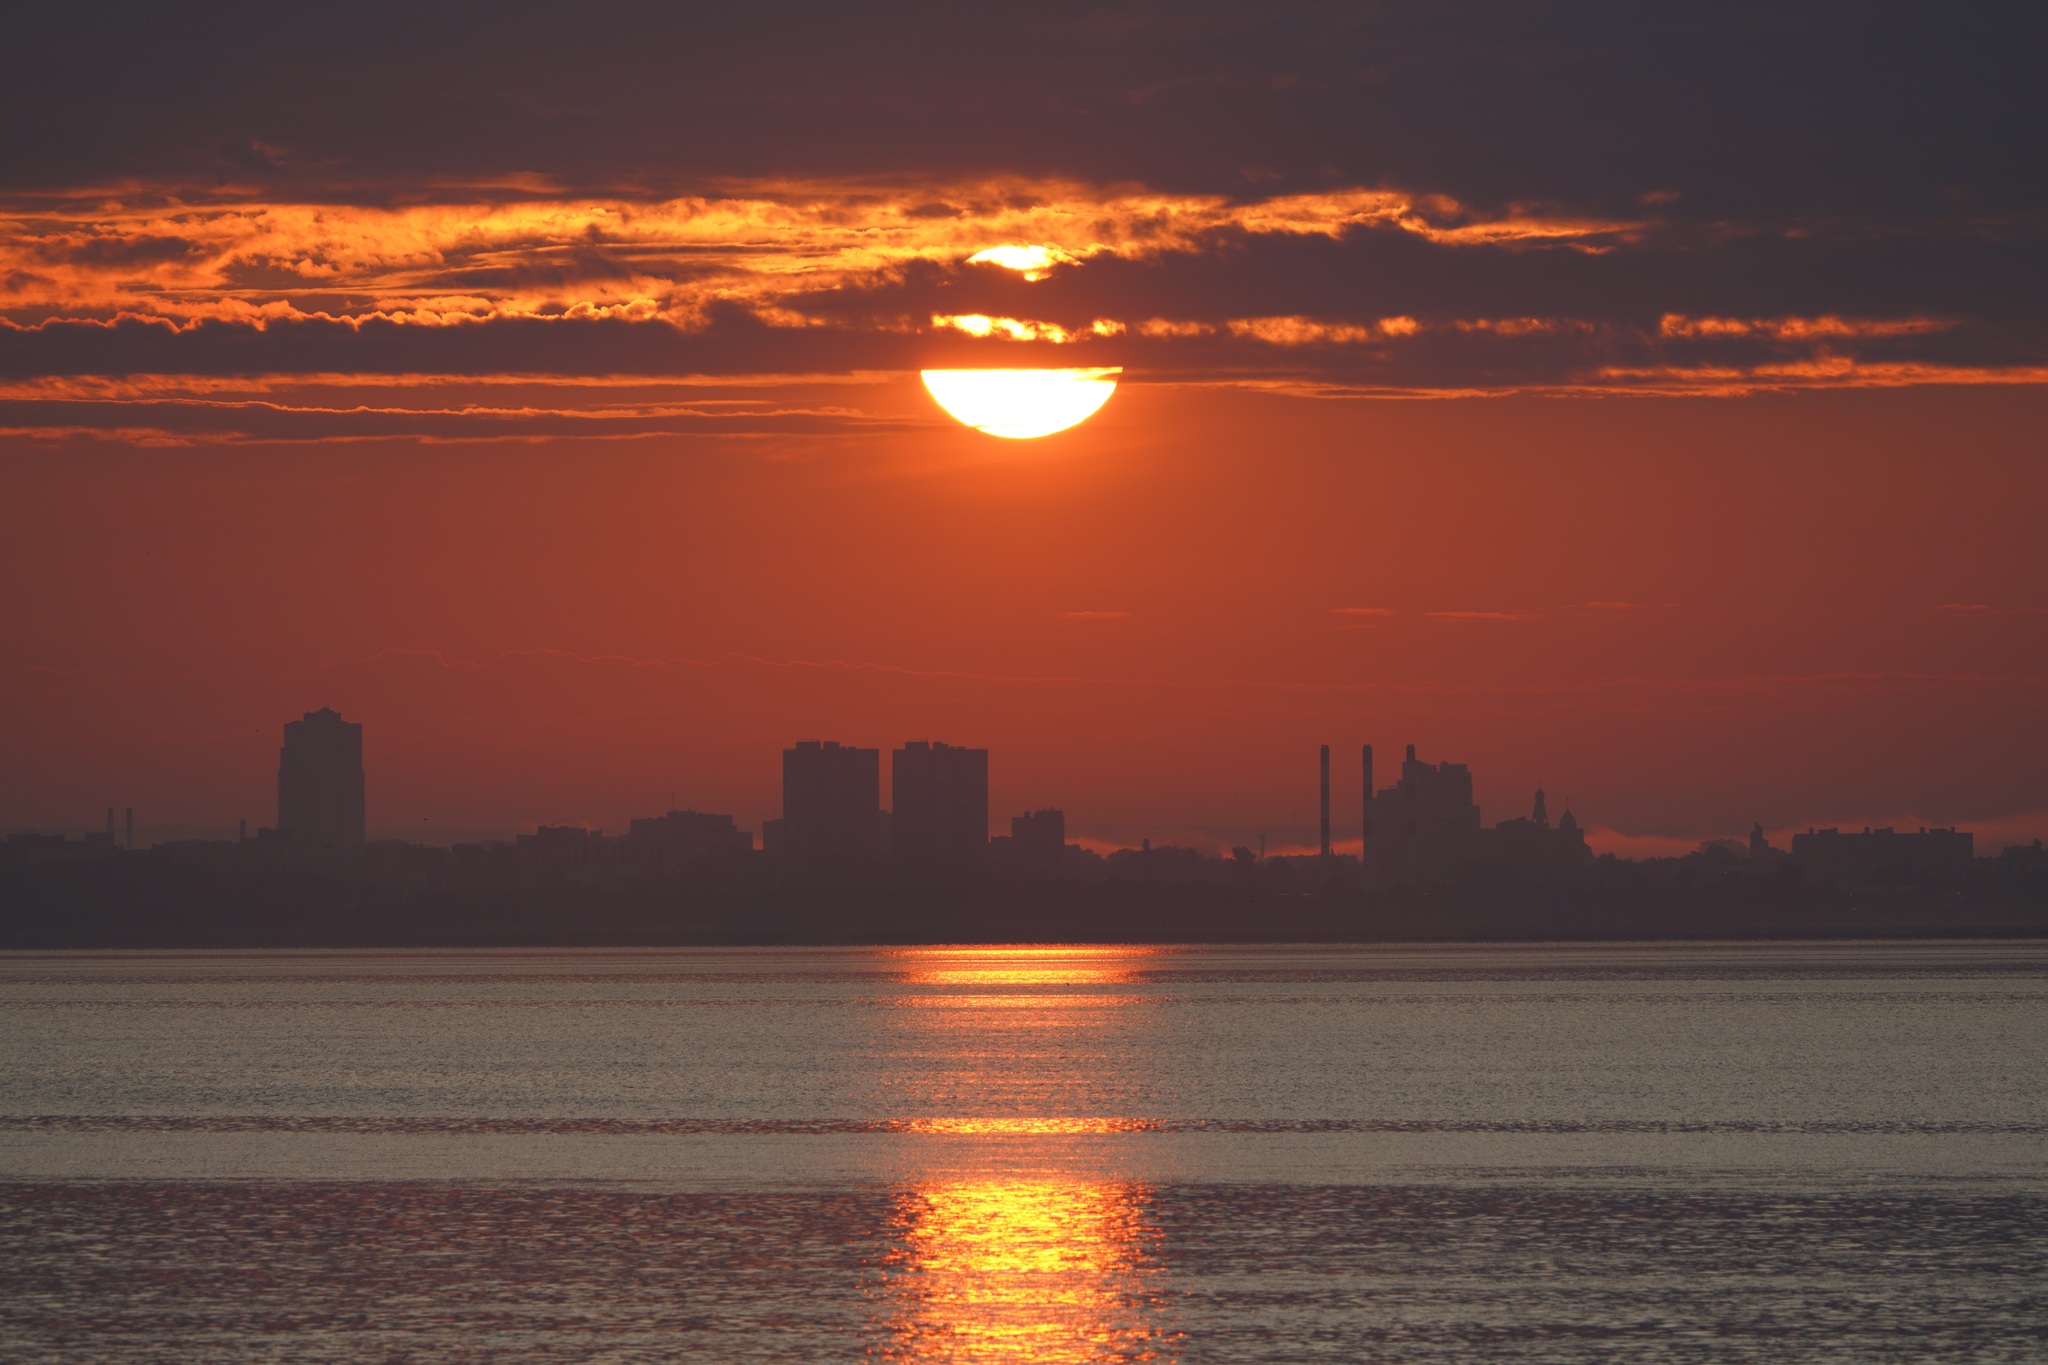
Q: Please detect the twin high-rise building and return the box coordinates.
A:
[892,741,989,863]
[277,708,366,845]
[777,738,989,862]
[780,741,884,859]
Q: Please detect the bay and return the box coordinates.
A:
[2,941,2044,1361]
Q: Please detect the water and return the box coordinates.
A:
[2,942,2044,1361]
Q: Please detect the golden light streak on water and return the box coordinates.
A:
[882,1177,1165,1363]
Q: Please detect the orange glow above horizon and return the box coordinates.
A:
[921,368,1122,438]
[5,379,2048,850]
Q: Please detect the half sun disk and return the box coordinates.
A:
[921,367,1121,439]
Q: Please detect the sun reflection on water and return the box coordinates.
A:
[869,945,1170,1359]
[881,1177,1165,1363]
[888,945,1162,988]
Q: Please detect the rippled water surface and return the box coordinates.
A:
[2,942,2044,1361]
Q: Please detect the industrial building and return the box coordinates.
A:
[1362,744,1483,884]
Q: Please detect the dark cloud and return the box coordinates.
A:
[0,1,2041,401]
[32,235,208,269]
[3,1,2042,223]
[0,395,904,443]
[791,226,2048,333]
[3,303,2033,409]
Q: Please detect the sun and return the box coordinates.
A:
[921,368,1122,439]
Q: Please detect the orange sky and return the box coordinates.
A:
[3,4,2044,852]
[5,379,2044,852]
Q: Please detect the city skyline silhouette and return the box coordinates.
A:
[10,707,2016,878]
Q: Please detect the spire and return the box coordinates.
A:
[1557,806,1578,833]
[1532,788,1549,828]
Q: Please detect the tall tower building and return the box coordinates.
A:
[892,740,989,863]
[1361,744,1374,852]
[1319,744,1332,860]
[781,741,882,859]
[277,708,366,845]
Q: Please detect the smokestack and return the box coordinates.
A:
[1362,744,1374,851]
[1319,744,1331,860]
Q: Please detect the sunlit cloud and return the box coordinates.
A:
[0,180,1629,330]
[0,176,2041,406]
[932,314,1123,343]
[1590,361,2048,396]
[1226,316,1383,345]
[1135,315,1420,344]
[1659,314,1954,340]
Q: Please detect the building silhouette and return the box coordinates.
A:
[1363,743,1481,884]
[1011,808,1066,868]
[892,740,989,863]
[1483,788,1592,875]
[277,708,365,846]
[515,824,609,877]
[1361,744,1374,858]
[626,809,753,867]
[780,740,881,859]
[1791,826,1972,882]
[1318,744,1332,860]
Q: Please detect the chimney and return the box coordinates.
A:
[1362,744,1374,848]
[1319,744,1331,860]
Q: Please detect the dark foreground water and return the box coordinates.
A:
[2,942,2044,1362]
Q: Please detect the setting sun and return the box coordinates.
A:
[920,368,1122,439]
